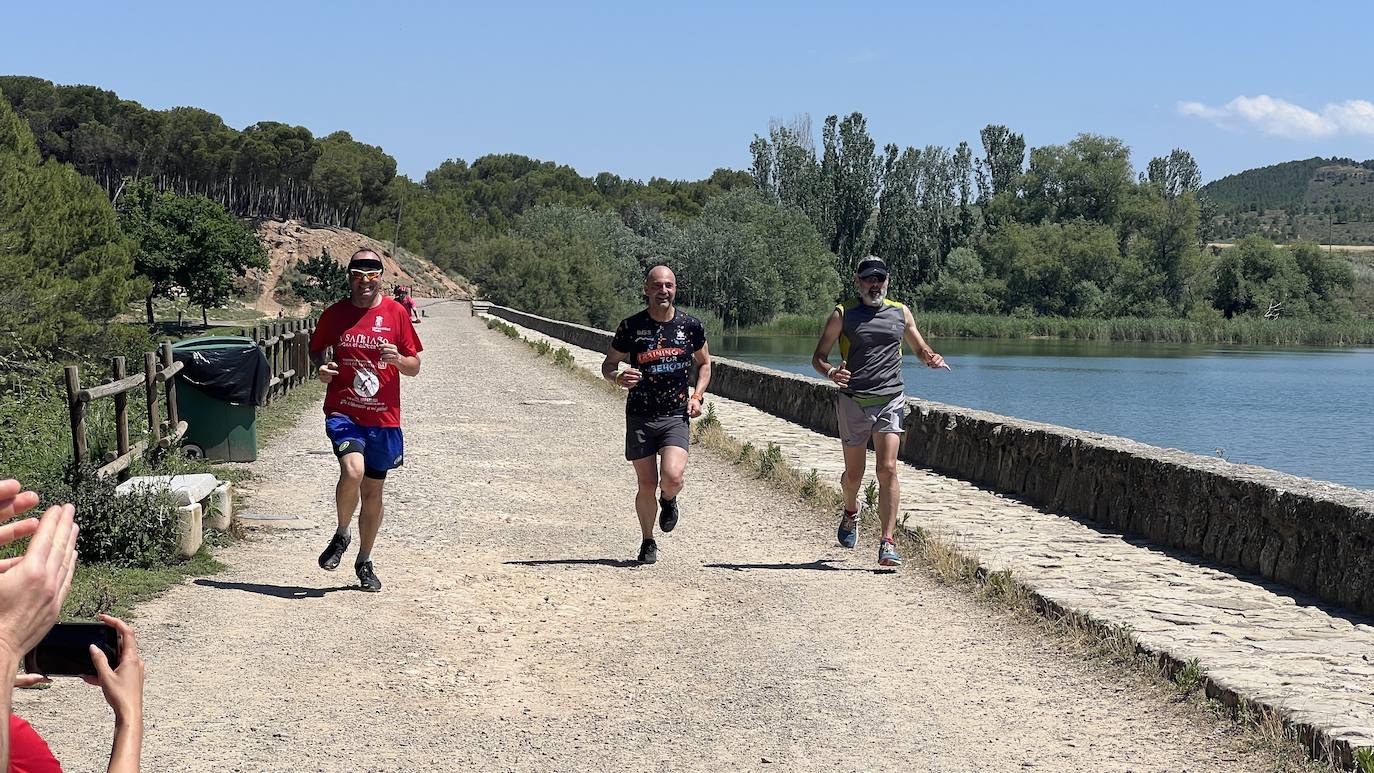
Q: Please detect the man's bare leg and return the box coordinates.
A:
[631,457,658,539]
[658,447,688,501]
[357,476,385,561]
[839,443,867,513]
[335,454,364,531]
[873,433,901,541]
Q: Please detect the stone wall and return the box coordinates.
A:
[488,305,1374,616]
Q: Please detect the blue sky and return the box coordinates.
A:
[4,0,1372,184]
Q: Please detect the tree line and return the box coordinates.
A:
[747,115,1355,322]
[0,76,395,229]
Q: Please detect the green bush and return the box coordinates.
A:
[51,465,179,567]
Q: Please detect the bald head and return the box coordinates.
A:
[644,264,677,315]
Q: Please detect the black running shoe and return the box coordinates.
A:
[318,532,351,571]
[637,538,658,565]
[658,496,680,533]
[355,560,382,592]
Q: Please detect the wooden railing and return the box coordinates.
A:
[233,318,318,405]
[65,342,187,482]
[65,318,318,481]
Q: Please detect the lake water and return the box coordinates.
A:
[715,335,1374,490]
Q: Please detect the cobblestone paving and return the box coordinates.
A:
[497,314,1374,761]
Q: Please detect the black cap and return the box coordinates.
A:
[348,252,384,271]
[856,256,888,279]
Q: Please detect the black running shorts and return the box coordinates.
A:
[625,414,690,461]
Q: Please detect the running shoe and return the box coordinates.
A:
[878,538,902,567]
[659,496,680,533]
[355,560,382,592]
[318,532,351,571]
[637,538,658,565]
[836,510,859,549]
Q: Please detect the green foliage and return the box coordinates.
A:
[757,442,784,478]
[1173,657,1204,696]
[552,347,575,368]
[1354,746,1374,773]
[117,179,268,321]
[799,468,821,499]
[289,247,349,304]
[0,76,395,227]
[50,467,179,566]
[697,400,720,431]
[0,89,143,353]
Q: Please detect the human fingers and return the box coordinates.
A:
[0,517,39,549]
[0,489,39,523]
[0,555,23,572]
[89,643,115,683]
[99,614,139,659]
[42,505,77,577]
[15,673,50,688]
[22,503,68,564]
[53,526,78,610]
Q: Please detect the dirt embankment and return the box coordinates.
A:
[249,219,472,316]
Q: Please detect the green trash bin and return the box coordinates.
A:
[171,336,268,462]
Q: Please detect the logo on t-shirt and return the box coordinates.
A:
[353,368,380,398]
[371,314,392,333]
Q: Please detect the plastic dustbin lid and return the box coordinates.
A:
[172,335,257,351]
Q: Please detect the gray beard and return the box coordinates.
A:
[861,288,887,307]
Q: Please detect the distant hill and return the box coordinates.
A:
[1202,157,1374,244]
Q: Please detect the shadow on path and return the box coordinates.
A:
[704,558,895,574]
[505,558,641,569]
[193,579,358,599]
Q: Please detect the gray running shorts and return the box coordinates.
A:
[626,414,690,461]
[836,393,906,447]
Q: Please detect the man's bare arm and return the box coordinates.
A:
[902,306,949,370]
[812,310,844,377]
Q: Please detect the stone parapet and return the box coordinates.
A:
[489,305,1374,617]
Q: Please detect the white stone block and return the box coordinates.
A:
[207,482,233,531]
[176,503,203,558]
[116,474,219,507]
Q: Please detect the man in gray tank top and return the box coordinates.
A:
[812,256,950,566]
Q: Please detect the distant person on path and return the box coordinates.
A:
[394,285,421,324]
[601,265,711,564]
[310,250,423,591]
[811,256,949,567]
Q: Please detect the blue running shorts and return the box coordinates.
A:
[325,414,405,480]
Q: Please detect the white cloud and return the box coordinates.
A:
[1177,95,1374,139]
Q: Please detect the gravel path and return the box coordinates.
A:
[15,302,1290,772]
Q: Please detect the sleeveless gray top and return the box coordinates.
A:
[836,297,906,400]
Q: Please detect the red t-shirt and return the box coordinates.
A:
[309,297,423,427]
[9,714,63,772]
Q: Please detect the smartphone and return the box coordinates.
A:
[23,623,120,677]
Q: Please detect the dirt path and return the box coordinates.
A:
[16,303,1284,772]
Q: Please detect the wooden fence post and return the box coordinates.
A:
[144,352,162,448]
[64,365,88,467]
[112,357,130,482]
[160,342,179,430]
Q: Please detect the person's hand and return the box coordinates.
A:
[379,343,401,366]
[14,672,49,689]
[84,615,143,726]
[923,351,951,371]
[317,361,339,384]
[616,368,643,388]
[687,395,704,418]
[828,360,851,388]
[0,479,42,573]
[0,503,78,661]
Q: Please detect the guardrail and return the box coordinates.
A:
[65,318,318,481]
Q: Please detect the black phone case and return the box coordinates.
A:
[23,623,120,677]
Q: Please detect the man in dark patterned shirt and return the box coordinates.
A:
[601,265,711,564]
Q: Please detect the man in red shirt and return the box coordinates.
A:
[309,250,423,592]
